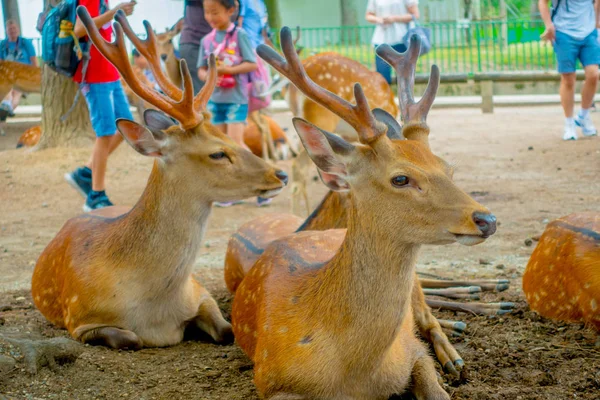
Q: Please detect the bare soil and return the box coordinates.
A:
[1,107,599,400]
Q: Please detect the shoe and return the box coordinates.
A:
[257,197,273,207]
[83,191,114,212]
[0,102,14,118]
[64,167,92,198]
[214,200,243,208]
[575,114,598,137]
[563,120,577,141]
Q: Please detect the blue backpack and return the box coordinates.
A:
[40,0,106,78]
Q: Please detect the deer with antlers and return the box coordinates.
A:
[31,8,288,350]
[226,28,497,399]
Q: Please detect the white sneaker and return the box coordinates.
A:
[563,121,578,141]
[575,114,598,137]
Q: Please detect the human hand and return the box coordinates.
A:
[116,1,136,16]
[541,23,556,42]
[217,65,232,75]
[382,16,394,24]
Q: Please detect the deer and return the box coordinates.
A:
[290,148,312,217]
[30,8,288,350]
[16,125,42,148]
[523,212,600,347]
[0,60,41,101]
[226,28,498,399]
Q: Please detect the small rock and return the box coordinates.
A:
[15,297,25,302]
[495,264,505,270]
[479,259,492,265]
[557,167,562,171]
[0,336,83,374]
[528,146,534,151]
[41,203,48,208]
[542,219,549,224]
[0,354,16,374]
[524,238,533,247]
[206,371,221,378]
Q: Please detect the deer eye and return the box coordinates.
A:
[209,151,227,160]
[391,175,410,187]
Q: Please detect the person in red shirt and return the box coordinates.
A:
[64,0,137,211]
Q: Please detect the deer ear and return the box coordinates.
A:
[292,117,354,176]
[117,119,163,157]
[172,18,184,35]
[372,108,402,140]
[144,109,176,140]
[317,169,350,192]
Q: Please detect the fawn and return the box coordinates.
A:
[31,9,287,350]
[228,28,496,399]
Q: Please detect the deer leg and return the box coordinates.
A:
[193,292,234,344]
[78,326,142,350]
[426,298,514,315]
[410,354,450,400]
[412,279,464,377]
[419,277,510,292]
[422,286,481,300]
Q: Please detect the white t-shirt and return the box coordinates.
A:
[366,0,419,46]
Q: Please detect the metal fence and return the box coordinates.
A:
[30,19,558,75]
[271,19,558,75]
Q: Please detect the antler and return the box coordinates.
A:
[375,35,439,142]
[78,8,215,129]
[258,27,386,144]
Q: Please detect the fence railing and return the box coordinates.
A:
[270,19,558,75]
[29,19,557,76]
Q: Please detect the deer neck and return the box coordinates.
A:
[296,191,350,232]
[311,196,420,365]
[110,161,211,285]
[165,52,182,87]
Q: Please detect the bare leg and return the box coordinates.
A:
[194,293,233,344]
[79,326,142,349]
[91,136,113,191]
[85,133,123,170]
[10,90,22,111]
[216,123,227,134]
[581,65,599,109]
[227,122,250,151]
[560,73,576,118]
[412,278,463,377]
[410,356,450,400]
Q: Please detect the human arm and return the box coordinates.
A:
[218,61,257,75]
[595,0,600,28]
[221,29,257,75]
[73,1,136,39]
[365,0,384,24]
[384,2,420,24]
[538,0,555,41]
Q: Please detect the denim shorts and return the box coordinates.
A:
[82,80,134,137]
[207,101,248,125]
[554,29,600,73]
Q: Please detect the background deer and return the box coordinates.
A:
[523,212,600,346]
[0,60,41,135]
[227,29,497,399]
[31,9,287,350]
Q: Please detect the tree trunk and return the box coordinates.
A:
[340,0,359,45]
[264,0,281,29]
[1,0,20,26]
[35,65,93,150]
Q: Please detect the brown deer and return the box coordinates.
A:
[523,212,600,346]
[31,9,288,350]
[16,125,42,148]
[290,148,312,216]
[156,18,184,89]
[0,60,41,101]
[227,29,497,399]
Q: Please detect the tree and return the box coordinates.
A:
[1,0,20,26]
[35,0,93,150]
[264,0,281,29]
[340,0,360,44]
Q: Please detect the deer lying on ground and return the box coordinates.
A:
[31,9,287,350]
[226,29,497,399]
[523,212,600,346]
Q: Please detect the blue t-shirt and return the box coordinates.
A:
[0,37,36,65]
[552,0,597,39]
[240,0,268,49]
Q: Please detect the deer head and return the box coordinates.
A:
[78,8,287,203]
[258,28,496,246]
[156,18,183,62]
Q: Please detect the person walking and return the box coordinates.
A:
[180,0,213,94]
[539,0,600,140]
[64,0,137,211]
[365,0,420,84]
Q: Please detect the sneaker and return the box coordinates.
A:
[214,200,243,208]
[64,167,92,198]
[83,191,114,212]
[575,114,598,137]
[563,120,577,141]
[0,102,14,118]
[257,197,273,207]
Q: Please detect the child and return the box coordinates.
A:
[64,0,137,211]
[199,0,270,207]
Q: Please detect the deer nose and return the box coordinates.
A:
[160,54,168,61]
[275,170,288,185]
[472,212,497,237]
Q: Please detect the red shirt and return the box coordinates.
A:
[73,0,120,83]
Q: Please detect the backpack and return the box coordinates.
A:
[40,0,106,78]
[203,26,271,112]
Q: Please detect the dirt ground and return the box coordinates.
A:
[0,107,599,400]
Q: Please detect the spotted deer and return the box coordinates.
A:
[31,9,288,350]
[227,29,497,399]
[0,60,41,101]
[523,212,600,346]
